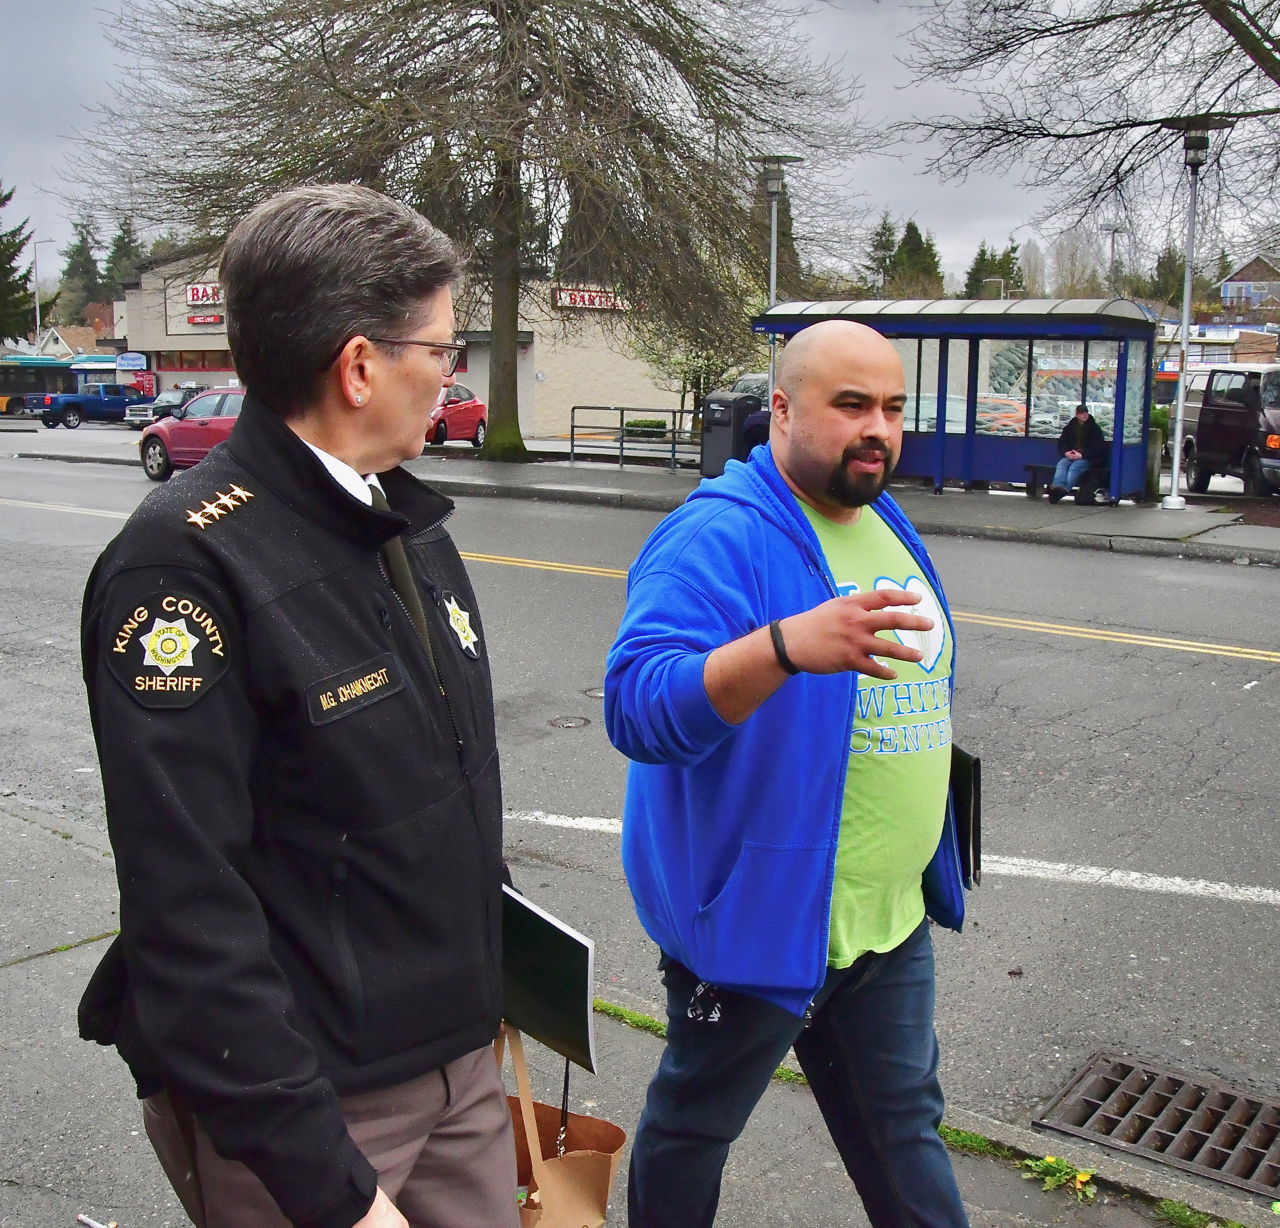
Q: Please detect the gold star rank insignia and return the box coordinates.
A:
[442,592,480,658]
[185,485,254,529]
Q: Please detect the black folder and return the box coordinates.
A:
[950,745,982,888]
[501,885,597,1073]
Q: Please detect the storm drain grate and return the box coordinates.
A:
[1035,1052,1280,1197]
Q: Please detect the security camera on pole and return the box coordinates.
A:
[1160,116,1234,511]
[749,155,802,395]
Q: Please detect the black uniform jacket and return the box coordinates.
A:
[78,394,504,1228]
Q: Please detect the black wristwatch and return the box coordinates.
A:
[769,619,801,676]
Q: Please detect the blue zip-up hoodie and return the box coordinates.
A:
[605,444,966,1016]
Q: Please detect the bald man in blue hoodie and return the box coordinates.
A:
[606,321,970,1228]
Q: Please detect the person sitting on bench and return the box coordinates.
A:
[1049,405,1108,503]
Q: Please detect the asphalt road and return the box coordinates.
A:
[1,452,1277,1228]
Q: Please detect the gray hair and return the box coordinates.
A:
[219,184,462,414]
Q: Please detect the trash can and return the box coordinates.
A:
[700,399,752,478]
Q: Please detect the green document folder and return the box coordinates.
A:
[501,885,597,1073]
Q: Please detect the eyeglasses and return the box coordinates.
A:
[367,336,467,376]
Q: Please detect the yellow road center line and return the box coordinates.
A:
[458,550,628,579]
[459,549,1278,664]
[951,612,1280,663]
[2,500,1272,664]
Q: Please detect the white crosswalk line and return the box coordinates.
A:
[509,813,1280,906]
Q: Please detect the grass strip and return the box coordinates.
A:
[0,928,119,970]
[592,997,808,1084]
[938,1124,1014,1159]
[592,998,667,1040]
[1155,1198,1249,1228]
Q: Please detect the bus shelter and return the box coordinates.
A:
[752,299,1158,501]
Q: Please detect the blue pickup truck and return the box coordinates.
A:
[25,383,154,429]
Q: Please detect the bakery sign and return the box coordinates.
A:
[185,282,222,307]
[552,286,628,311]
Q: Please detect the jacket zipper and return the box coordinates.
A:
[380,524,500,1010]
[329,860,366,1029]
[378,555,465,763]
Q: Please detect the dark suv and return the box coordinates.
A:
[1186,364,1280,497]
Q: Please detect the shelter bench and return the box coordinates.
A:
[1024,463,1114,505]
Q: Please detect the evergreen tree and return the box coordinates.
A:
[963,241,994,298]
[886,221,944,297]
[103,217,145,300]
[863,211,897,294]
[964,239,1025,298]
[58,218,105,325]
[0,183,34,340]
[1148,245,1184,303]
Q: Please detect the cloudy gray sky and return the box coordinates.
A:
[2,0,1047,283]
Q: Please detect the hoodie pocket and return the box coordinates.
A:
[691,842,829,991]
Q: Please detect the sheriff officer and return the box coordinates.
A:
[79,185,516,1228]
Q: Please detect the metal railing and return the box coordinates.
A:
[569,406,700,469]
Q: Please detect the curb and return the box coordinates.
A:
[14,451,1280,566]
[16,451,143,469]
[410,473,685,514]
[911,521,1280,568]
[943,1105,1278,1228]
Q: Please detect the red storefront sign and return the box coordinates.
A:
[552,286,628,311]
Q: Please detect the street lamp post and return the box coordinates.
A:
[1100,223,1125,293]
[980,277,1005,300]
[1160,117,1234,510]
[31,238,55,343]
[750,155,802,394]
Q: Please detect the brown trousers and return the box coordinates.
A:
[144,1045,519,1228]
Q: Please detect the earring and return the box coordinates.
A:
[356,395,363,404]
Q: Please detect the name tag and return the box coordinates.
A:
[306,654,404,726]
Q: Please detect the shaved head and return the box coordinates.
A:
[770,320,907,521]
[776,320,902,406]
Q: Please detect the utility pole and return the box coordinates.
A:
[1161,117,1234,511]
[31,238,55,344]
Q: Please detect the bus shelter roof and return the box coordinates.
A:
[753,297,1159,339]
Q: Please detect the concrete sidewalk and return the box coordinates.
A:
[4,790,1273,1228]
[401,455,1280,567]
[9,422,1280,565]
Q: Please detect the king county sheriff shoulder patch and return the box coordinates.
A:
[104,590,231,709]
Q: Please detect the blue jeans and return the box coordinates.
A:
[1052,457,1090,490]
[627,920,968,1228]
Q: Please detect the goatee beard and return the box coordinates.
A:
[826,443,895,507]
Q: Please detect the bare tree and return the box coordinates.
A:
[900,0,1280,232]
[71,0,865,458]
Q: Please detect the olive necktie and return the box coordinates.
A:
[368,483,442,687]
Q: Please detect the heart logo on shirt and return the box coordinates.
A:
[873,576,946,674]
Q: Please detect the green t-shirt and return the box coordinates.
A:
[797,499,953,968]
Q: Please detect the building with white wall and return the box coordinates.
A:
[118,256,682,430]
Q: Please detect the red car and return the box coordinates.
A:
[428,382,487,448]
[141,387,244,481]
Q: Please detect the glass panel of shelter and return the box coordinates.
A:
[1124,340,1147,444]
[887,336,1137,444]
[975,340,1029,436]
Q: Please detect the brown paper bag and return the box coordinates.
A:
[495,1026,626,1228]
